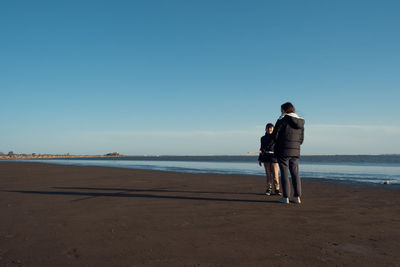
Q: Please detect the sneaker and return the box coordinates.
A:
[278,197,289,204]
[265,188,273,196]
[290,197,301,204]
[274,189,282,196]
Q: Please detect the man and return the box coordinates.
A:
[268,102,305,204]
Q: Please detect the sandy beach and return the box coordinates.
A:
[0,162,399,266]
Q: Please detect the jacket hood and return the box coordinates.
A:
[279,113,305,129]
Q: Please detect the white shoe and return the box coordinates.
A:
[290,197,301,204]
[278,197,289,204]
[265,187,273,196]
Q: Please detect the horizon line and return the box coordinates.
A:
[2,153,400,157]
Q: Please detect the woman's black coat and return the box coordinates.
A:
[269,114,305,158]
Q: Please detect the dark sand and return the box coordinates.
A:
[0,162,399,266]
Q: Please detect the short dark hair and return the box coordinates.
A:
[266,123,274,129]
[281,102,295,113]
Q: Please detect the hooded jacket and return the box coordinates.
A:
[269,113,305,158]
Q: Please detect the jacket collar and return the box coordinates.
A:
[279,112,302,120]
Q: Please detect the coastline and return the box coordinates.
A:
[6,158,400,188]
[1,162,399,266]
[2,153,400,164]
[0,154,119,160]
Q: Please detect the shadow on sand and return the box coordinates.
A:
[4,186,279,204]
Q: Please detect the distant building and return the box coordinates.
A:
[105,152,120,156]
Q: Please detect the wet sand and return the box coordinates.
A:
[0,162,399,266]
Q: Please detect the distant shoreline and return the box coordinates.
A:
[0,153,122,160]
[0,154,122,160]
[2,153,400,164]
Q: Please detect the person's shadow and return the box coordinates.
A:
[4,186,279,203]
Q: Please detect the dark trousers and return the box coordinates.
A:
[278,156,301,198]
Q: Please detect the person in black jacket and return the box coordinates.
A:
[268,102,305,204]
[258,123,281,196]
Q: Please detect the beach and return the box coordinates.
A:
[0,162,399,266]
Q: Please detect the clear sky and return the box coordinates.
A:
[1,0,399,155]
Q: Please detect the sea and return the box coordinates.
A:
[18,155,400,187]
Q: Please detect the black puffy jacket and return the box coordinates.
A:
[270,114,305,158]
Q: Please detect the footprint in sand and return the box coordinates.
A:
[67,248,80,259]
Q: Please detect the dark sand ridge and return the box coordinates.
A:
[0,162,399,266]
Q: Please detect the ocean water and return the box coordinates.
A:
[18,155,400,186]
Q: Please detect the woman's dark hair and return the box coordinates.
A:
[266,123,274,129]
[281,102,295,113]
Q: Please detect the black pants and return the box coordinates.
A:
[278,156,301,198]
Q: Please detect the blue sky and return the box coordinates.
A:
[1,0,399,155]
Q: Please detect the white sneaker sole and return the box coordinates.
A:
[290,197,301,204]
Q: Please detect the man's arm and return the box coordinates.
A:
[300,127,304,145]
[266,119,282,148]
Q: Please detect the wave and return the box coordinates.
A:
[39,154,400,164]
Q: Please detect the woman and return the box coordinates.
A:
[268,102,305,204]
[258,123,281,196]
